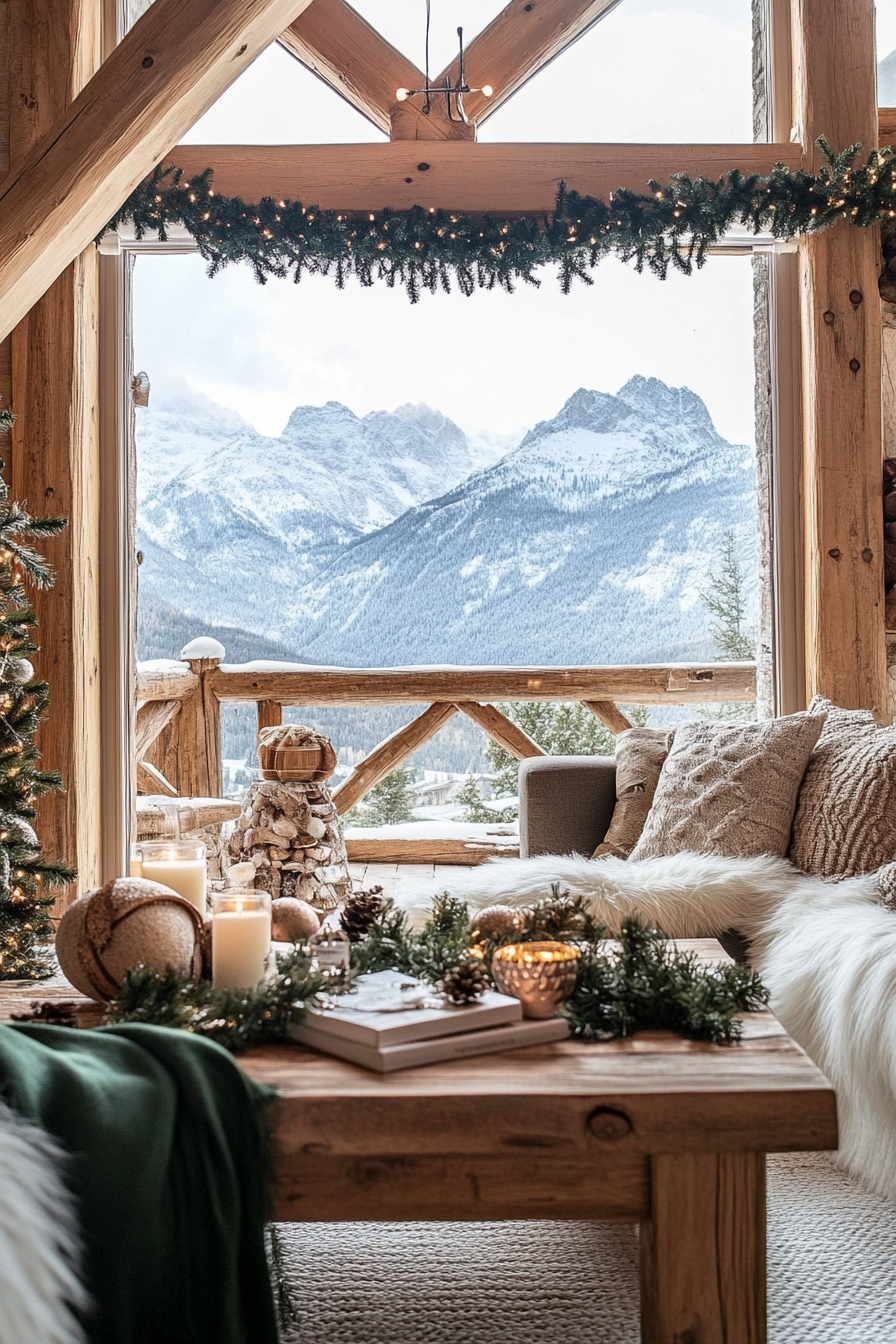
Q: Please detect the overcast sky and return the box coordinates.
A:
[132,1,894,445]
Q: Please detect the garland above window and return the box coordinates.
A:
[108,138,893,303]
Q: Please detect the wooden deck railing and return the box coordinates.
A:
[136,652,757,814]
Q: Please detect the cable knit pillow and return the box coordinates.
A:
[593,727,675,860]
[790,696,896,877]
[629,712,827,861]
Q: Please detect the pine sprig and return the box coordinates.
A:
[105,949,325,1052]
[105,138,896,303]
[564,917,768,1045]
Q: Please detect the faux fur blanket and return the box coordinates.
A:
[0,1098,87,1344]
[433,852,896,1200]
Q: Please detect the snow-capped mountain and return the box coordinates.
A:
[136,377,757,664]
[281,376,757,665]
[136,389,503,634]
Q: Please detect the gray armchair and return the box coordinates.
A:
[518,756,616,858]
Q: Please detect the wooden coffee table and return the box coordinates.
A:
[0,941,837,1344]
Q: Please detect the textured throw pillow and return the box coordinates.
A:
[628,711,826,862]
[790,696,896,878]
[593,727,675,860]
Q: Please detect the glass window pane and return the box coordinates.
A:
[878,0,896,102]
[133,252,758,672]
[480,0,753,143]
[180,45,384,145]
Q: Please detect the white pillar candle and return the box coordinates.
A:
[211,892,272,989]
[137,841,207,914]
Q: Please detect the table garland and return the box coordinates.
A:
[106,890,767,1052]
[107,138,894,301]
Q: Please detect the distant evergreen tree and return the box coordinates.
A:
[486,702,650,800]
[455,774,518,825]
[346,766,417,827]
[701,529,756,722]
[703,530,755,660]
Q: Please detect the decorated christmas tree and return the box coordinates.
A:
[0,407,75,979]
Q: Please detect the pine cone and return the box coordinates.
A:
[440,960,487,1005]
[339,886,386,941]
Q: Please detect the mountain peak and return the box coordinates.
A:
[615,375,712,430]
[282,400,360,439]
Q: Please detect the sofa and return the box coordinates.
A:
[518,755,617,858]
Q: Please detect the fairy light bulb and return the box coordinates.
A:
[396,87,409,101]
[481,84,493,97]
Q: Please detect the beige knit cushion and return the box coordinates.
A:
[593,727,675,860]
[790,697,896,878]
[628,712,826,861]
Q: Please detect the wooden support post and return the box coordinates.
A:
[8,0,103,896]
[793,0,886,713]
[181,656,224,799]
[332,702,458,814]
[583,700,634,734]
[457,702,547,759]
[257,699,283,739]
[640,1151,766,1344]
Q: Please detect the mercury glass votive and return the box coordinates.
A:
[491,941,580,1018]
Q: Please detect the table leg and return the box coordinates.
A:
[639,1151,766,1344]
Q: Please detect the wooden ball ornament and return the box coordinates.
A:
[471,904,524,940]
[272,896,320,942]
[56,877,204,1003]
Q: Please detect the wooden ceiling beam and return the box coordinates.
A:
[278,0,423,136]
[168,140,802,216]
[436,0,624,127]
[0,0,314,343]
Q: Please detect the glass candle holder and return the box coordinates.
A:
[136,840,207,914]
[491,941,580,1018]
[211,890,272,989]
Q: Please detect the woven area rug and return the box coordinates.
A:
[276,1153,896,1343]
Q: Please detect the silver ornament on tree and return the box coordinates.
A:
[3,657,33,684]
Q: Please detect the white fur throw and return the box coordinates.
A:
[442,850,796,939]
[0,1098,88,1344]
[430,852,896,1200]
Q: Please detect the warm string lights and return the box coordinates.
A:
[108,139,896,303]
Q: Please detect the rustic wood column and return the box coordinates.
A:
[794,0,886,713]
[7,0,103,893]
[640,1151,766,1344]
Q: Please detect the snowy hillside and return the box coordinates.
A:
[136,388,506,637]
[136,377,757,665]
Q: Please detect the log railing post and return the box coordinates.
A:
[179,639,224,799]
[257,700,283,738]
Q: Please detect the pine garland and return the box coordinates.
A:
[106,948,325,1053]
[0,407,74,979]
[106,889,767,1050]
[107,138,893,302]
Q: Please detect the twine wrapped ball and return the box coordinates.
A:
[271,896,320,942]
[257,724,337,782]
[56,877,204,1003]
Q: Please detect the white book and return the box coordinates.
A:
[290,1015,569,1072]
[301,969,522,1048]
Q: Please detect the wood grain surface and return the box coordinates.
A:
[209,662,757,706]
[169,142,802,217]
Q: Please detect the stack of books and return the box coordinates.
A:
[288,969,568,1072]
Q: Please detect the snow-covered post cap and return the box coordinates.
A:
[180,636,225,663]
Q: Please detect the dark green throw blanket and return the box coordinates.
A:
[0,1022,279,1344]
